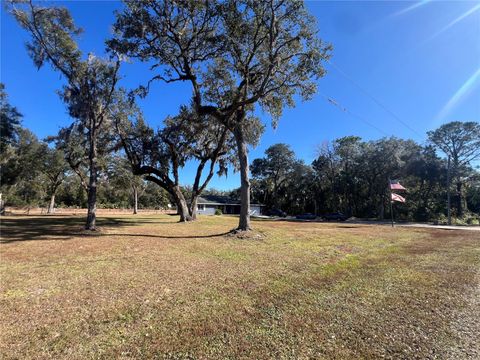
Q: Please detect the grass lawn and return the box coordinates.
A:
[1,214,479,359]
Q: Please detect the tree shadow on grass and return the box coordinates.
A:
[0,216,233,244]
[0,216,131,243]
[96,231,234,240]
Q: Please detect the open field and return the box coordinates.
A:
[2,207,174,216]
[1,215,479,359]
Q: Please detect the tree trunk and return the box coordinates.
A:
[379,196,385,220]
[272,181,279,209]
[190,195,198,220]
[172,185,192,222]
[133,186,138,215]
[47,194,55,214]
[456,180,463,218]
[85,136,97,231]
[234,126,251,231]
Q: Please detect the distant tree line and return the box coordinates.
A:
[3,1,479,229]
[249,127,480,224]
[1,81,479,224]
[0,85,170,212]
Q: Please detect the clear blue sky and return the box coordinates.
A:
[2,1,479,190]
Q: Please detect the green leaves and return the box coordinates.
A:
[10,2,82,78]
[428,121,480,166]
[110,0,332,129]
[0,83,23,158]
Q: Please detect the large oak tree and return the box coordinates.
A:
[108,0,331,230]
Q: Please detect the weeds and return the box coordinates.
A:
[1,215,479,359]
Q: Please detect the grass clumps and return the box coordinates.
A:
[0,214,479,359]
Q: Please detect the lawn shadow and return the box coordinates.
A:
[0,216,127,244]
[0,216,234,244]
[97,231,234,240]
[333,225,364,229]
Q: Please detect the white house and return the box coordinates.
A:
[196,195,265,216]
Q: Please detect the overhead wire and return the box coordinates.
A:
[327,60,424,139]
[317,91,390,137]
[222,28,416,140]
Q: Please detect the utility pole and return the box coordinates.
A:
[447,156,451,225]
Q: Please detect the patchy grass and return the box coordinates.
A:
[1,214,479,359]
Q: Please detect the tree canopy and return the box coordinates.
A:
[10,0,122,229]
[3,1,479,228]
[0,83,22,160]
[109,0,332,230]
[428,121,480,217]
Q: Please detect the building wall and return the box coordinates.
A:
[197,204,240,215]
[197,204,264,216]
[197,205,216,215]
[250,205,262,215]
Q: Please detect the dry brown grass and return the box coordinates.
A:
[1,214,479,359]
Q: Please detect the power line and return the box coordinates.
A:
[216,30,414,139]
[327,60,424,139]
[318,92,389,137]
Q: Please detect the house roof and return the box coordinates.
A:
[197,195,264,206]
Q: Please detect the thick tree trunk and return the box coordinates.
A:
[234,126,251,231]
[47,194,55,214]
[172,185,192,222]
[190,195,198,220]
[86,181,97,230]
[85,138,97,231]
[142,175,193,222]
[133,186,138,215]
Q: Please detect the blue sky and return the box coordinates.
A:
[2,0,479,190]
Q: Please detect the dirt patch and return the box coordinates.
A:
[226,228,266,240]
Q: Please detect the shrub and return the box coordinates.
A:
[436,214,480,226]
[214,208,223,216]
[466,216,479,225]
[434,214,447,225]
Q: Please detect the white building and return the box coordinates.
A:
[196,195,265,216]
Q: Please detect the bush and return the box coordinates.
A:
[466,217,479,225]
[434,214,447,225]
[214,208,223,216]
[434,213,480,226]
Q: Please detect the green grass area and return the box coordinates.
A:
[1,214,479,359]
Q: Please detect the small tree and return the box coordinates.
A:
[428,121,480,218]
[109,0,332,231]
[41,147,69,214]
[11,1,121,230]
[108,155,145,214]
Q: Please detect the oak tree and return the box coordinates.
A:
[112,92,235,221]
[109,0,331,230]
